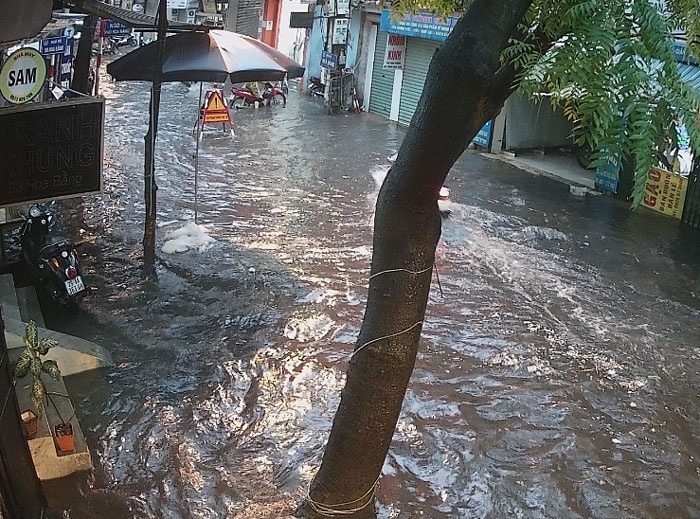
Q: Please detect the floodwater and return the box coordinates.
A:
[42,69,700,519]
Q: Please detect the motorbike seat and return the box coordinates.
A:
[39,237,71,256]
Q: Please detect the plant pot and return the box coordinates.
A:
[54,422,75,453]
[21,410,39,440]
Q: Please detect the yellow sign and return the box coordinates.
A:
[641,168,688,219]
[205,90,226,111]
[201,89,231,126]
[0,47,47,104]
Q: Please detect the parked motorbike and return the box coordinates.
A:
[19,203,86,305]
[114,33,138,48]
[229,82,286,108]
[307,76,325,97]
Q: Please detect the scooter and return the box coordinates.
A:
[261,82,286,106]
[229,82,286,108]
[307,76,325,97]
[19,203,86,305]
[114,33,138,48]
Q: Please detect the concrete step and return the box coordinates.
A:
[16,286,46,328]
[13,363,91,480]
[4,316,113,377]
[0,274,21,322]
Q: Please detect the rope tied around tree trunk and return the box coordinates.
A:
[349,265,433,362]
[305,477,380,516]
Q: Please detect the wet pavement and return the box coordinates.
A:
[34,70,700,519]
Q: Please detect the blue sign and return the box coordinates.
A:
[380,9,458,42]
[60,38,74,94]
[595,152,620,193]
[104,21,131,36]
[472,120,492,148]
[41,36,67,55]
[674,41,698,66]
[321,50,338,70]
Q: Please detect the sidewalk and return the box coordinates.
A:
[486,147,597,190]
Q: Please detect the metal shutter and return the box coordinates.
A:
[398,38,440,125]
[236,0,262,38]
[368,31,394,117]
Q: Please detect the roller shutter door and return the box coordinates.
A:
[368,30,394,117]
[398,38,440,125]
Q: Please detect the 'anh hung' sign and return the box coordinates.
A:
[0,97,104,207]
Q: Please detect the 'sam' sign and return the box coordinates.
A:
[0,47,47,104]
[383,34,406,70]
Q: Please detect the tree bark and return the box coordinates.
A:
[300,1,533,517]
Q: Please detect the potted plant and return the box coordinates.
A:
[13,320,75,453]
[20,409,39,439]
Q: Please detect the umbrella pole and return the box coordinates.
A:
[142,0,168,279]
[195,82,203,224]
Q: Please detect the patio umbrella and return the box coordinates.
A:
[105,26,305,277]
[106,30,305,83]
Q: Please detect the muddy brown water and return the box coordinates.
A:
[36,72,700,518]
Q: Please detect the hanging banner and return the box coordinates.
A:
[60,37,74,91]
[641,168,688,219]
[380,9,458,42]
[383,34,406,70]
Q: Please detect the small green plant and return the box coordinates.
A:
[13,320,61,418]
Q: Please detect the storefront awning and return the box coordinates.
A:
[71,0,210,31]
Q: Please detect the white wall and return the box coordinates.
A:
[277,0,308,62]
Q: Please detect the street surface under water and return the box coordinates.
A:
[42,71,700,518]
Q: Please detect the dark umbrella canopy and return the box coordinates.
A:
[106,30,305,83]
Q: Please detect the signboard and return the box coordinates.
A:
[471,120,492,148]
[321,50,338,70]
[380,9,458,42]
[332,18,349,44]
[202,90,232,127]
[104,21,131,36]
[641,167,688,219]
[186,9,196,23]
[60,37,74,92]
[41,36,67,55]
[383,34,406,69]
[167,0,187,8]
[0,98,104,207]
[0,47,47,105]
[336,0,350,15]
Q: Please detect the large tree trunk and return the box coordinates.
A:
[299,1,533,517]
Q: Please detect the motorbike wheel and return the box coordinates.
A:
[230,96,246,109]
[269,93,286,107]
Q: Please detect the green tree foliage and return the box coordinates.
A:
[398,0,700,204]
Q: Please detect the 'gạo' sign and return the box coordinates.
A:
[0,47,47,104]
